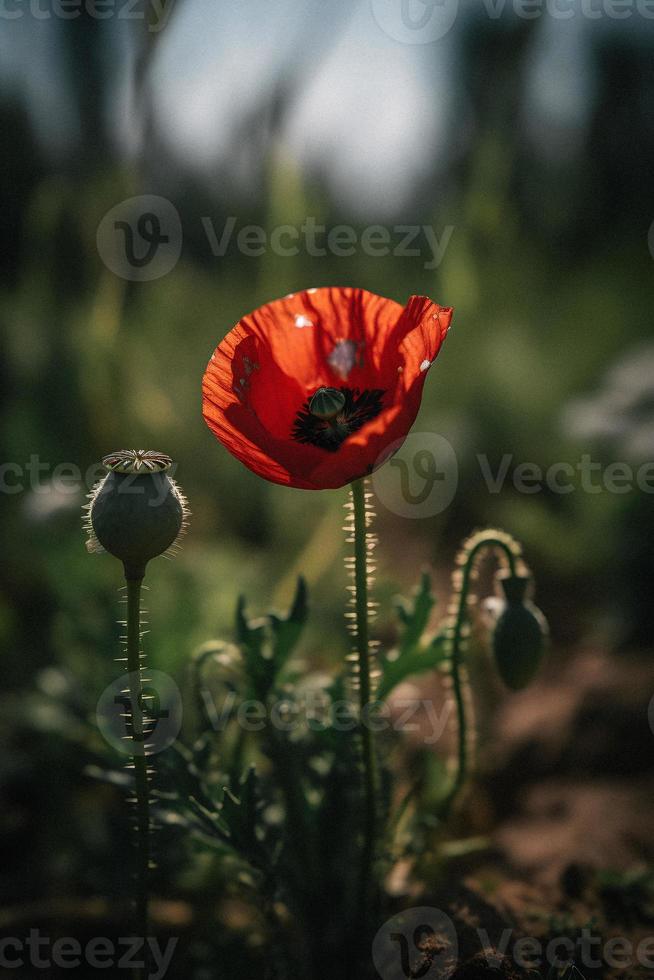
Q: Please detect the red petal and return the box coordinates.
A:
[202,287,453,489]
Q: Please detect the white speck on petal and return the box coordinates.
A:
[420,359,431,372]
[328,339,359,380]
[294,314,314,328]
[307,287,318,294]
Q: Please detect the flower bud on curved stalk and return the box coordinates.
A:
[83,450,188,979]
[491,572,548,690]
[439,528,547,822]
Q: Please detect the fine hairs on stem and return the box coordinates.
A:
[85,451,189,979]
[344,478,380,931]
[124,575,152,979]
[439,529,522,820]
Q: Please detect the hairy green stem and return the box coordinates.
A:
[441,537,518,819]
[125,576,149,978]
[351,479,378,920]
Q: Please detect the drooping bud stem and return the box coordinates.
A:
[309,386,346,420]
[440,529,523,820]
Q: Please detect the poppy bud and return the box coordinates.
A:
[309,386,346,420]
[84,450,188,581]
[490,572,547,690]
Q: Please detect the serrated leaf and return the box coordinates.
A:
[236,595,267,660]
[377,571,444,700]
[377,634,448,701]
[236,595,273,699]
[396,571,435,655]
[269,576,308,675]
[188,794,231,839]
[219,767,270,866]
[236,580,309,700]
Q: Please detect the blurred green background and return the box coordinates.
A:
[1,0,653,938]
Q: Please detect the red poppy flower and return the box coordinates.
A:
[202,287,453,490]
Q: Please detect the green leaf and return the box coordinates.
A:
[188,794,231,839]
[268,576,308,675]
[377,573,446,700]
[219,767,271,868]
[236,578,308,700]
[236,595,273,699]
[236,595,267,660]
[377,635,447,701]
[396,571,435,652]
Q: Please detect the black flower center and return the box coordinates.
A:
[292,387,386,452]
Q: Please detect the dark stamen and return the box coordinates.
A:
[292,387,385,452]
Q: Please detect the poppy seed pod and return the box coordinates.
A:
[309,386,347,420]
[84,450,188,580]
[491,572,547,691]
